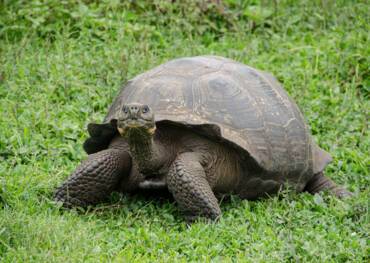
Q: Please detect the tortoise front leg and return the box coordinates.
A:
[167,152,221,222]
[54,149,132,208]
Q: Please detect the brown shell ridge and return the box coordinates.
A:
[248,67,295,117]
[224,65,272,169]
[231,64,289,172]
[256,69,312,181]
[238,63,309,185]
[185,60,269,168]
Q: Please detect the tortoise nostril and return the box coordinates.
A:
[128,105,140,116]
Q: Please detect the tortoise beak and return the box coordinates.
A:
[120,118,147,128]
[117,118,156,136]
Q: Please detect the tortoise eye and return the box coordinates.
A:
[123,106,129,113]
[142,106,150,114]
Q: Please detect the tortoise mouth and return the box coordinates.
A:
[123,119,147,128]
[117,118,155,136]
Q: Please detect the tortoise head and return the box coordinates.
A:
[116,103,156,137]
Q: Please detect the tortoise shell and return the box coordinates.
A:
[84,56,332,191]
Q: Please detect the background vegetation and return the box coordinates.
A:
[0,0,368,261]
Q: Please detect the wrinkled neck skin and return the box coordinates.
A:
[125,128,164,175]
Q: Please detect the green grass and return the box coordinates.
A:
[0,0,369,262]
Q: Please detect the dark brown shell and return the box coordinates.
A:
[84,56,332,190]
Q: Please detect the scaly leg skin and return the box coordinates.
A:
[54,148,132,208]
[304,172,353,198]
[167,152,221,222]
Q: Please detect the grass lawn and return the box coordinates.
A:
[0,0,368,262]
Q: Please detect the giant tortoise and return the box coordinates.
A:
[54,55,351,221]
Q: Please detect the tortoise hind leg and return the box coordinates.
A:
[54,149,132,208]
[304,172,353,198]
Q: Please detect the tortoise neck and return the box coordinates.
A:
[126,129,160,173]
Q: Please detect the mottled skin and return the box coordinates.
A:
[55,103,351,221]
